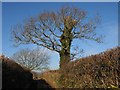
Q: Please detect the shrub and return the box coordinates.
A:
[59,47,120,88]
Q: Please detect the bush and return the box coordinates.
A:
[59,47,120,88]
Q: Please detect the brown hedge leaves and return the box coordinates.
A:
[59,47,120,88]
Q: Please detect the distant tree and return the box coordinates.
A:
[12,6,103,68]
[11,48,50,71]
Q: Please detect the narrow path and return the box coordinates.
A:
[35,79,55,90]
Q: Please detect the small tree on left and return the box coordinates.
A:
[11,47,50,71]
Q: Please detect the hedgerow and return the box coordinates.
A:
[59,47,120,88]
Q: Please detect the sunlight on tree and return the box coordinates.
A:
[12,6,103,68]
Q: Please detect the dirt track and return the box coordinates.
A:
[35,79,55,89]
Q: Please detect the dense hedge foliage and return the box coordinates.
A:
[1,56,36,88]
[1,56,54,89]
[59,47,120,88]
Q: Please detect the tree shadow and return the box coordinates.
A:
[35,79,55,89]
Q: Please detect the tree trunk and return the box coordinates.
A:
[59,27,73,68]
[59,47,70,68]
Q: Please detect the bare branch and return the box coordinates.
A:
[11,6,103,67]
[11,48,50,71]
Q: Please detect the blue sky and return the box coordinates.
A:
[2,0,120,2]
[0,3,2,54]
[2,2,118,70]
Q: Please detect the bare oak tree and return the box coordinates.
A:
[12,6,103,68]
[11,48,50,71]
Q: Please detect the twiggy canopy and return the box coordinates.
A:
[12,6,103,68]
[11,48,50,71]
